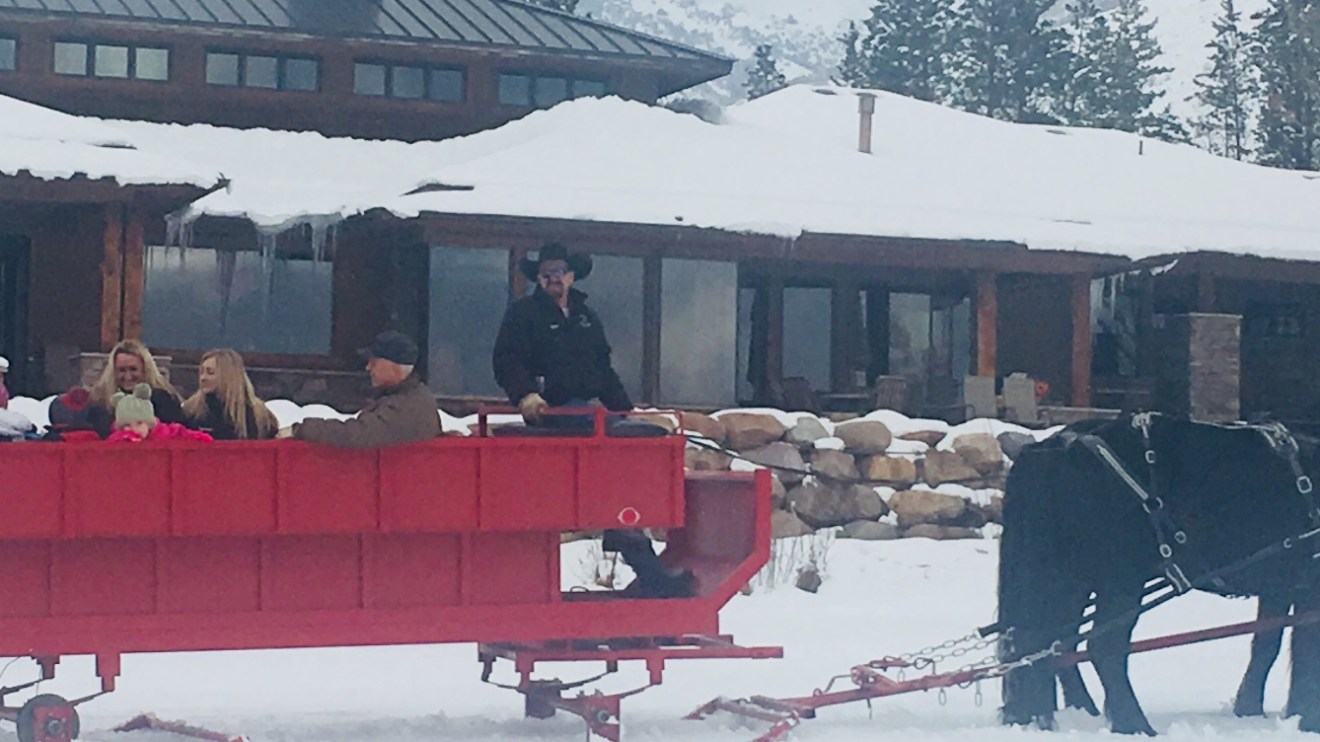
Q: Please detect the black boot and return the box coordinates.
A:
[603,529,695,599]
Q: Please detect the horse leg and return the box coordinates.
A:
[1090,580,1156,736]
[1234,592,1291,717]
[1059,590,1101,717]
[1288,586,1320,732]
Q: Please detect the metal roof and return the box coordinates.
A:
[0,0,728,63]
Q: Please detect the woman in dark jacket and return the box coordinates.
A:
[87,339,187,438]
[182,349,278,440]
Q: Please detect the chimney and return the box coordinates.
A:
[857,92,876,154]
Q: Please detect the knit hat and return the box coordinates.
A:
[49,387,92,428]
[113,383,156,427]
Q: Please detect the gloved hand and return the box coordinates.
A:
[519,393,549,424]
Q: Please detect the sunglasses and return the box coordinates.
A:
[539,266,570,279]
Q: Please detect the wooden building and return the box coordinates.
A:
[0,0,730,141]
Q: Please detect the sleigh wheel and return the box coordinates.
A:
[16,694,80,742]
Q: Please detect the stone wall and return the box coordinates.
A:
[1154,313,1240,422]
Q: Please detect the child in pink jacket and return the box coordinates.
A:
[107,383,214,443]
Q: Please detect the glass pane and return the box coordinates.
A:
[736,287,756,403]
[93,45,129,78]
[585,255,644,403]
[427,247,508,397]
[889,293,932,404]
[354,62,386,95]
[534,76,568,107]
[783,287,832,392]
[572,79,607,98]
[661,259,737,406]
[134,47,169,80]
[244,55,278,89]
[205,52,239,85]
[53,42,88,76]
[391,65,424,99]
[0,38,16,71]
[143,246,332,354]
[283,57,318,91]
[497,73,531,106]
[429,67,464,101]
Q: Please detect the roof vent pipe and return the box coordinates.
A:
[857,92,876,154]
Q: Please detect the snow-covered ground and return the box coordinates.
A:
[0,539,1301,741]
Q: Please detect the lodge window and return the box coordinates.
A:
[206,51,319,91]
[0,37,16,71]
[660,259,738,406]
[1244,302,1305,339]
[143,239,333,355]
[353,62,466,101]
[498,72,608,107]
[427,247,508,397]
[53,41,170,80]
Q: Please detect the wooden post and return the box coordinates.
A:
[1071,274,1093,407]
[1196,271,1216,313]
[509,246,527,303]
[766,276,785,392]
[642,254,662,405]
[99,204,125,350]
[120,208,146,341]
[975,272,997,378]
[830,282,862,391]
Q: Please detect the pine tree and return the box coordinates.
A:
[1253,0,1320,170]
[844,0,952,102]
[1059,0,1186,140]
[948,0,1072,123]
[834,22,867,87]
[1192,0,1255,159]
[745,44,788,100]
[526,0,578,13]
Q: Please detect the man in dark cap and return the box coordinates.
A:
[286,330,441,448]
[493,243,693,598]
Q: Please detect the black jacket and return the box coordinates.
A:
[493,288,632,411]
[87,387,187,439]
[188,392,277,440]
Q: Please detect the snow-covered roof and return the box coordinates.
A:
[6,85,1320,263]
[0,95,221,191]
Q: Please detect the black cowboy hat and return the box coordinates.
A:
[519,242,593,281]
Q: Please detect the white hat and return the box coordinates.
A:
[0,355,8,371]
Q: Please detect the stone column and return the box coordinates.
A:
[1154,313,1240,422]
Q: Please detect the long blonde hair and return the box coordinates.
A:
[91,339,180,410]
[183,349,278,439]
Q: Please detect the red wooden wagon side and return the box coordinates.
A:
[0,419,779,742]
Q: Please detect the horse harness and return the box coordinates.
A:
[1070,412,1320,595]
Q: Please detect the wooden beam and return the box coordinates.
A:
[975,272,997,377]
[830,282,862,391]
[99,204,125,351]
[1071,274,1093,407]
[642,254,662,404]
[120,208,146,341]
[509,246,527,303]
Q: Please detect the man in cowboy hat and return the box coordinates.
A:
[285,330,441,448]
[493,242,631,423]
[492,243,693,598]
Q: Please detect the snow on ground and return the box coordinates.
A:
[0,539,1302,742]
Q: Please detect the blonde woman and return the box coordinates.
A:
[87,339,187,438]
[183,349,278,440]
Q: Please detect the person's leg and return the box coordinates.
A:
[602,529,694,598]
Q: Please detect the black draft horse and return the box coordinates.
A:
[997,414,1320,735]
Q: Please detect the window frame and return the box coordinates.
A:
[53,38,171,81]
[498,70,610,108]
[0,35,17,72]
[205,49,321,92]
[352,59,468,103]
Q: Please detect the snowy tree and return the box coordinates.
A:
[745,44,788,100]
[1192,0,1256,159]
[843,0,953,102]
[1059,0,1185,140]
[834,22,867,87]
[1252,0,1320,170]
[948,0,1072,123]
[526,0,578,13]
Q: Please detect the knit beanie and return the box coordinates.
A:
[113,383,156,427]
